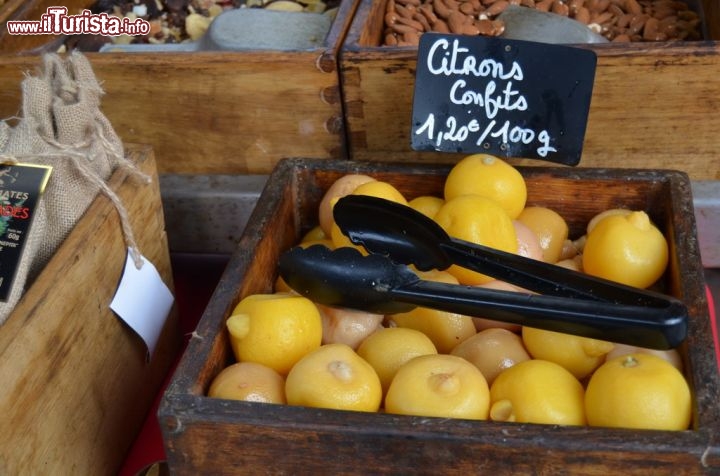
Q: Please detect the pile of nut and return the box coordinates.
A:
[63,0,339,51]
[383,0,703,46]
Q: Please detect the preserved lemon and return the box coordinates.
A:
[582,210,668,289]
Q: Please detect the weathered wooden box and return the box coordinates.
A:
[340,0,720,181]
[0,144,181,473]
[159,158,719,474]
[0,0,360,175]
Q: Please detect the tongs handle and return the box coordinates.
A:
[391,278,687,349]
[441,238,673,307]
[333,194,674,308]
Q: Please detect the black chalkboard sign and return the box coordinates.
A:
[410,33,597,165]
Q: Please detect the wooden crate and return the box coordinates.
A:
[0,0,361,175]
[0,144,181,474]
[339,0,720,181]
[159,158,719,474]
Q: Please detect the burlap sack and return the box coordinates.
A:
[0,52,148,325]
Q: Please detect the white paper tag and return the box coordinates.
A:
[110,248,174,362]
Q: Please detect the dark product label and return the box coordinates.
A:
[0,163,52,302]
[411,33,597,165]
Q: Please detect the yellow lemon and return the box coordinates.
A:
[433,195,517,285]
[516,206,570,263]
[385,354,490,420]
[585,353,691,431]
[388,270,477,353]
[227,293,323,375]
[299,238,335,250]
[208,362,286,404]
[408,195,444,219]
[522,326,614,379]
[357,327,438,394]
[318,174,376,236]
[489,359,586,426]
[582,211,668,289]
[327,179,412,252]
[300,225,327,243]
[329,221,367,253]
[285,343,382,412]
[389,307,477,354]
[605,343,684,372]
[450,328,531,385]
[351,180,409,205]
[586,208,632,234]
[444,154,527,219]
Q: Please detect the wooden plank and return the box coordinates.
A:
[0,52,345,174]
[0,144,181,474]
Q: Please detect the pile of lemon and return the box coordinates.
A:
[209,154,692,432]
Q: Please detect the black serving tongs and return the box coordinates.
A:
[278,195,688,349]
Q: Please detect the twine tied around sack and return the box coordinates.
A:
[0,122,150,270]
